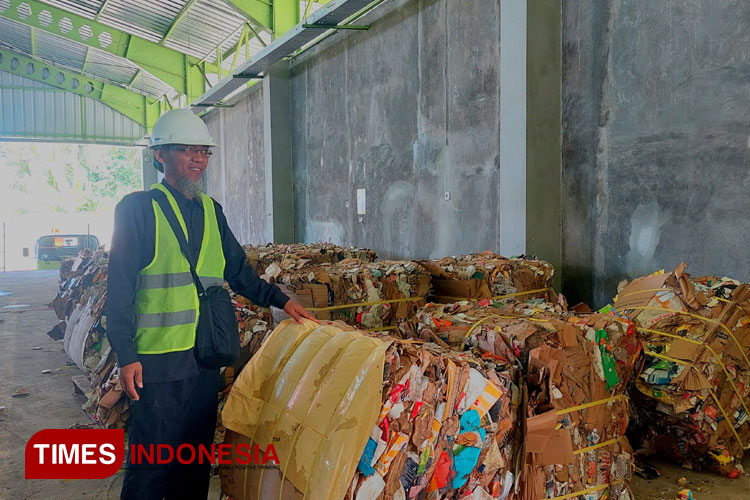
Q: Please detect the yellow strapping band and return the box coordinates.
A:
[573,436,625,456]
[643,348,687,365]
[707,385,744,448]
[627,306,750,371]
[556,394,626,415]
[370,325,398,332]
[615,287,671,300]
[435,287,551,303]
[307,296,426,312]
[543,479,624,500]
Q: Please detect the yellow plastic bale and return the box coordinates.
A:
[221,319,391,500]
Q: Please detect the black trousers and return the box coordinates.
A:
[121,369,221,500]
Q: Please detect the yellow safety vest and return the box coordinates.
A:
[134,183,226,354]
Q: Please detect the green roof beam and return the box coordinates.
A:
[0,0,216,98]
[224,0,273,33]
[273,0,300,38]
[0,46,159,128]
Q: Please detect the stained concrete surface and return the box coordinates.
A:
[562,0,750,307]
[630,455,750,500]
[290,0,504,261]
[203,84,268,246]
[0,270,122,499]
[0,271,221,499]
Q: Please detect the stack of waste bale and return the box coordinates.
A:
[615,262,750,475]
[419,252,556,304]
[49,248,130,428]
[265,259,431,330]
[404,300,638,500]
[220,319,521,500]
[230,292,273,358]
[243,242,377,276]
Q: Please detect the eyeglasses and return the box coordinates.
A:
[169,145,213,158]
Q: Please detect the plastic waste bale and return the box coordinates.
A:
[405,300,638,500]
[220,319,521,500]
[615,262,750,475]
[419,251,556,303]
[267,260,431,330]
[243,242,377,276]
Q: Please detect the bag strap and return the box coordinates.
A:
[151,189,206,297]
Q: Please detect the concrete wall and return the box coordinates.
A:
[563,0,750,307]
[290,0,506,260]
[203,84,268,245]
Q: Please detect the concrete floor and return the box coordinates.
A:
[0,270,748,499]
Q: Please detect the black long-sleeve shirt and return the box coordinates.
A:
[106,181,289,382]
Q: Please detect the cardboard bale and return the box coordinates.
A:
[420,252,556,303]
[243,242,377,276]
[404,301,638,500]
[220,319,520,500]
[268,260,431,330]
[51,248,132,429]
[616,262,750,474]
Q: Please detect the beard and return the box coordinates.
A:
[176,176,204,200]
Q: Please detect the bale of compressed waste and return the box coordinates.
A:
[615,262,750,475]
[266,260,431,330]
[243,242,377,276]
[403,300,638,500]
[419,252,556,304]
[50,248,130,428]
[220,319,521,500]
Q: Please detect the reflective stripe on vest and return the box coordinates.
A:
[134,184,226,355]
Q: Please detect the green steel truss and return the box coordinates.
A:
[0,0,213,99]
[0,46,161,128]
[0,0,327,131]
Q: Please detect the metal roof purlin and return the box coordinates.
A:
[95,0,114,22]
[223,0,273,33]
[192,0,378,108]
[0,0,218,97]
[160,0,202,44]
[0,45,159,127]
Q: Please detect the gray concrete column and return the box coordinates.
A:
[499,0,527,256]
[263,61,295,244]
[526,0,562,286]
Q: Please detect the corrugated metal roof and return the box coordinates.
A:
[164,0,245,60]
[38,0,104,20]
[35,29,88,73]
[84,47,138,86]
[0,17,33,55]
[0,71,144,144]
[97,0,188,43]
[129,69,171,99]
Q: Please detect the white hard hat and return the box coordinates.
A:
[149,109,217,149]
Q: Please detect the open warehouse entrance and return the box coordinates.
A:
[0,142,141,271]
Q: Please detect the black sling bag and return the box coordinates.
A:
[152,190,239,368]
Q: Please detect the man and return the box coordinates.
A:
[107,109,316,499]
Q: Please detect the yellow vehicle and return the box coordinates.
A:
[35,234,100,270]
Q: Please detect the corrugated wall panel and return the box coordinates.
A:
[0,71,143,144]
